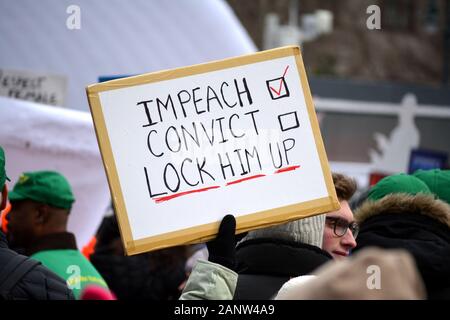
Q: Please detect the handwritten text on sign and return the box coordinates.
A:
[139,65,300,203]
[98,55,328,240]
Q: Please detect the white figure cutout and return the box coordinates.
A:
[369,93,420,173]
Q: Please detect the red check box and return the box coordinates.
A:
[266,65,290,100]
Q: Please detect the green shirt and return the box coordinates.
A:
[31,249,109,299]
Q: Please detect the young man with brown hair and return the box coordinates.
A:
[321,173,359,260]
[181,172,360,300]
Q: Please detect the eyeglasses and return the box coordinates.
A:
[325,217,359,239]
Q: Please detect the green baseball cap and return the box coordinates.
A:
[0,146,11,189]
[368,173,432,202]
[413,169,450,204]
[8,171,75,209]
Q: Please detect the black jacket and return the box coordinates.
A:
[354,194,450,299]
[90,215,186,300]
[234,238,332,299]
[0,231,74,300]
[91,250,186,300]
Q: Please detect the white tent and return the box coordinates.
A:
[0,97,110,247]
[0,0,256,111]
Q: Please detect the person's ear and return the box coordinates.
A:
[0,185,8,211]
[35,204,50,225]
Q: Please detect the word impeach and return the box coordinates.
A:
[138,76,297,201]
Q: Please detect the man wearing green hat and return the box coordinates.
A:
[7,170,110,299]
[353,173,450,299]
[0,147,74,299]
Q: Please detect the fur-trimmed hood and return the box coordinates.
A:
[355,193,450,229]
[354,193,450,299]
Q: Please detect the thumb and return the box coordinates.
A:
[218,214,236,238]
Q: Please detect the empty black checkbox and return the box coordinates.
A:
[278,111,300,132]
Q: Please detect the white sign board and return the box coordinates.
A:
[87,46,338,255]
[0,69,67,107]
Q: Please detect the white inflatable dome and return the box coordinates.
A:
[0,0,256,247]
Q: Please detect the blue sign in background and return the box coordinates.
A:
[408,148,448,174]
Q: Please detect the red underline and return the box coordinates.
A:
[154,185,220,203]
[153,164,300,203]
[274,165,301,174]
[226,174,266,186]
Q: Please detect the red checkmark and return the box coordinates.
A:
[269,65,289,96]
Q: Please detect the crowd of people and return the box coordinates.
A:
[0,145,449,300]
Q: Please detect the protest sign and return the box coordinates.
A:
[87,46,339,255]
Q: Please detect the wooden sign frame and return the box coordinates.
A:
[86,46,339,255]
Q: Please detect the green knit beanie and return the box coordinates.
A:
[368,173,432,202]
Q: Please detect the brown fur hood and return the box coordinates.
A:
[355,193,450,229]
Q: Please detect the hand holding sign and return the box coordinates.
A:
[207,214,237,270]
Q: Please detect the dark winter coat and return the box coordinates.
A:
[354,193,450,299]
[234,238,332,299]
[91,250,186,300]
[90,215,187,300]
[0,231,74,300]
